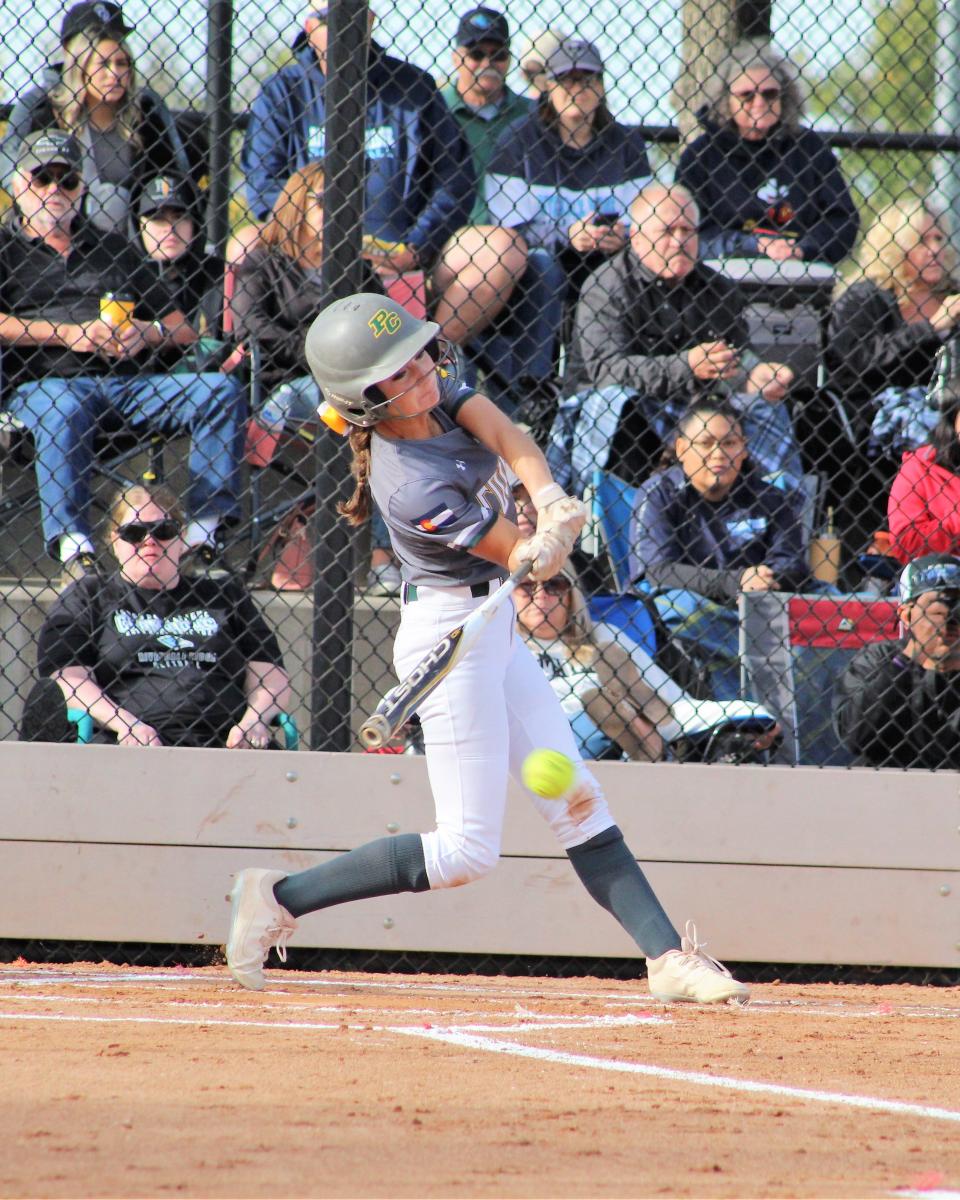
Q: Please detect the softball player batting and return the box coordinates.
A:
[226,292,748,1005]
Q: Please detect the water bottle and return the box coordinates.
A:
[245,390,291,468]
[930,338,955,409]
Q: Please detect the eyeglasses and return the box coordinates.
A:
[516,577,572,598]
[464,46,510,65]
[116,518,183,545]
[730,87,781,104]
[687,435,745,453]
[31,169,82,190]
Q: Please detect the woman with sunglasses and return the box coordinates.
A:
[35,482,291,749]
[0,9,190,235]
[225,291,750,1007]
[675,42,858,265]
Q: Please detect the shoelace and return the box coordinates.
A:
[678,920,733,978]
[260,919,293,964]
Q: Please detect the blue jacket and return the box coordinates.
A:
[241,39,475,259]
[629,462,808,602]
[675,113,859,265]
[485,106,651,252]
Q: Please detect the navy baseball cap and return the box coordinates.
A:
[898,554,960,602]
[61,1,132,44]
[455,7,510,48]
[138,176,193,217]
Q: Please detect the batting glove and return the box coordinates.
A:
[515,531,569,581]
[534,483,586,547]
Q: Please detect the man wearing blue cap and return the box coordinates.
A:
[835,552,960,768]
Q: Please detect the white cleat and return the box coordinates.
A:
[226,868,296,990]
[646,921,750,1005]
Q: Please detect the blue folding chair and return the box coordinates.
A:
[581,467,639,594]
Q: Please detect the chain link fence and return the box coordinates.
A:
[1,0,959,771]
[3,937,958,986]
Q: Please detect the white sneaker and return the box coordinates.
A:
[670,697,776,739]
[226,868,296,990]
[646,921,750,1005]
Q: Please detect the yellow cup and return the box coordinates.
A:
[100,293,135,331]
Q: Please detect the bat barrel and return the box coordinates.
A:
[359,714,391,749]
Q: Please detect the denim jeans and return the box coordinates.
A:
[7,371,247,552]
[464,247,567,412]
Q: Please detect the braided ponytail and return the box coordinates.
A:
[337,427,373,526]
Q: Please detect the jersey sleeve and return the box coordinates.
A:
[389,477,498,551]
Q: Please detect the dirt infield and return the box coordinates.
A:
[0,963,957,1199]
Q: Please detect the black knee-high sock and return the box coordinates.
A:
[273,833,430,919]
[567,826,680,959]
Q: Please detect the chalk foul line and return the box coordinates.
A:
[393,1026,960,1126]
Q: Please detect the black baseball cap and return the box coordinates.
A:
[17,129,83,174]
[455,7,509,49]
[898,554,960,602]
[61,1,132,45]
[138,176,193,217]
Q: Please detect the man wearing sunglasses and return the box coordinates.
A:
[441,8,531,228]
[0,129,246,586]
[835,553,960,769]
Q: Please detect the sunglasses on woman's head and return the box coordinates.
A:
[116,518,182,545]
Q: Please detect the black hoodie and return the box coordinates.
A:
[675,111,859,265]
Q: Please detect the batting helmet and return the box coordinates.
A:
[304,292,441,428]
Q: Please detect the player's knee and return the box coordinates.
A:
[431,833,500,887]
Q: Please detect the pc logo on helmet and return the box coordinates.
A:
[368,308,402,338]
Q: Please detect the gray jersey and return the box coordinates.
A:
[370,379,516,587]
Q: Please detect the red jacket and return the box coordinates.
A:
[888,444,960,563]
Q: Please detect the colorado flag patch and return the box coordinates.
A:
[414,504,456,533]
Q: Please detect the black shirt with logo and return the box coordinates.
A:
[0,218,176,385]
[37,573,284,746]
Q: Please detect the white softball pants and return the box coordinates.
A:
[393,582,617,890]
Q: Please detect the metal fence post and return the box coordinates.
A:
[311,0,369,750]
[205,0,233,258]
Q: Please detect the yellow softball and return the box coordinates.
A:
[521,749,576,799]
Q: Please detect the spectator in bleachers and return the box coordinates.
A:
[240,6,524,363]
[231,161,400,593]
[834,552,960,769]
[828,198,960,450]
[513,29,567,100]
[137,175,224,340]
[441,9,532,226]
[231,161,380,415]
[0,1,190,236]
[628,398,809,603]
[552,182,800,495]
[514,563,781,762]
[675,41,858,266]
[33,481,291,748]
[439,9,566,419]
[0,130,246,587]
[484,36,654,438]
[888,381,960,564]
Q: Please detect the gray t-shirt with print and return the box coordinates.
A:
[369,379,516,587]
